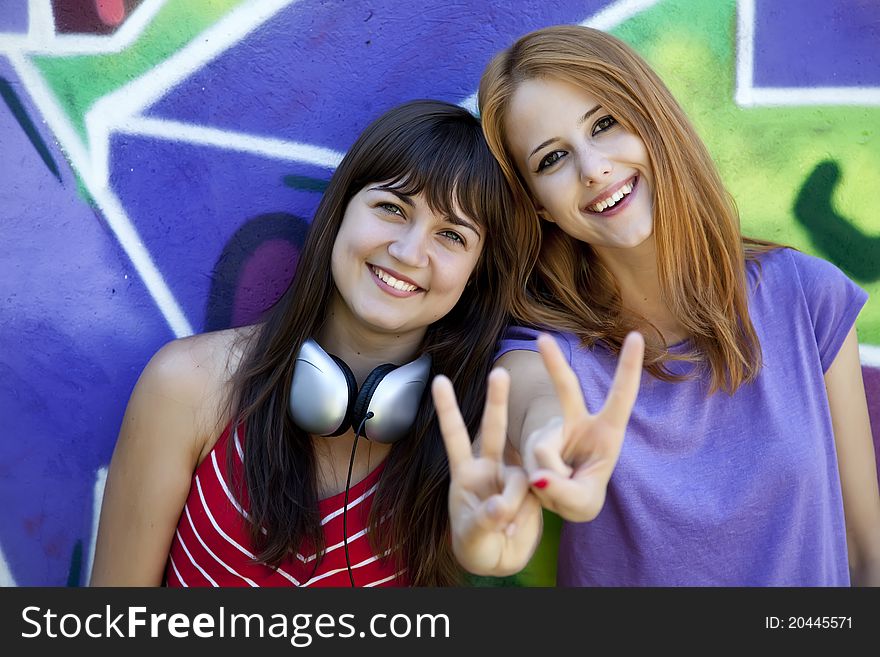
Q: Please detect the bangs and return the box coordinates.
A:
[351,111,506,229]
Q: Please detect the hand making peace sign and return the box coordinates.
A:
[431,368,542,577]
[521,331,645,521]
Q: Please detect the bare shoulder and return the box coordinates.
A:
[91,324,261,585]
[136,324,261,461]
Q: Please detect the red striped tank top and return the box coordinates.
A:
[165,425,406,587]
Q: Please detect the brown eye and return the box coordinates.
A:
[439,230,465,246]
[378,202,404,216]
[536,150,565,173]
[592,115,617,135]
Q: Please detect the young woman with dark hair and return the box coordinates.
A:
[89,100,546,587]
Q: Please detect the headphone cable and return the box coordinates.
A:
[343,412,372,587]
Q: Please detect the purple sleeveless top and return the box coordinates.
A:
[498,249,867,586]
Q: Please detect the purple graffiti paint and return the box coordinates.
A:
[232,239,299,327]
[146,0,609,151]
[109,132,323,330]
[753,0,880,87]
[0,59,174,585]
[0,0,29,33]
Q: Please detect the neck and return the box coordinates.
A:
[593,236,689,345]
[312,430,391,498]
[317,294,425,386]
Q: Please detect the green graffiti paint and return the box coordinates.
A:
[32,0,247,141]
[0,76,62,182]
[794,161,880,283]
[283,174,329,193]
[66,539,83,587]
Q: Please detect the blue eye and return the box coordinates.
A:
[592,115,617,135]
[536,150,565,173]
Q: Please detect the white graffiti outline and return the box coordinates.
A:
[7,49,193,337]
[1,0,341,340]
[0,542,15,587]
[862,345,880,369]
[84,467,108,586]
[118,116,344,168]
[85,0,302,186]
[736,0,880,107]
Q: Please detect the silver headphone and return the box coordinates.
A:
[288,339,432,443]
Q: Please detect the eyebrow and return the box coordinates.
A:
[528,104,602,159]
[372,186,481,239]
[371,186,416,208]
[445,213,481,238]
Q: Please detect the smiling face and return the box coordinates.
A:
[329,183,483,341]
[505,76,655,253]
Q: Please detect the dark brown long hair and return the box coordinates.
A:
[228,100,522,585]
[479,25,780,394]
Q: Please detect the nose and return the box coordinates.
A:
[578,147,613,186]
[387,224,430,268]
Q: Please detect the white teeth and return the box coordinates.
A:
[588,180,635,213]
[372,266,418,292]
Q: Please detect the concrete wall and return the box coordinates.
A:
[1,0,877,586]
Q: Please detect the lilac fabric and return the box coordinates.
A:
[497,249,868,586]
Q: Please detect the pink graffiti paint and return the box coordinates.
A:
[95,0,125,27]
[232,239,299,328]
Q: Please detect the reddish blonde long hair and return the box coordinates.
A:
[479,25,778,393]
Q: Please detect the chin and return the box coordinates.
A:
[617,224,654,248]
[363,315,414,334]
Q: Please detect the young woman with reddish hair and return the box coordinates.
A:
[477,25,880,586]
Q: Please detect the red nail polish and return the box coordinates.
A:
[532,478,548,489]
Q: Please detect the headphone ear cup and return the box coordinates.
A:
[351,364,397,434]
[327,354,358,437]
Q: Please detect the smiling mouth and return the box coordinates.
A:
[370,265,422,293]
[585,176,637,213]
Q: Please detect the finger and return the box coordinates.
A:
[431,375,472,471]
[478,368,510,463]
[526,468,573,510]
[531,433,574,480]
[509,488,542,542]
[521,419,571,480]
[477,466,529,530]
[597,331,645,428]
[537,333,587,423]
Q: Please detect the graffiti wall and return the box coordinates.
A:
[1,0,877,587]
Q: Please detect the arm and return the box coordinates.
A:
[89,338,220,586]
[495,348,562,455]
[824,326,880,586]
[496,332,644,521]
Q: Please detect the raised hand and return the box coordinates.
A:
[523,331,645,522]
[432,369,542,577]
